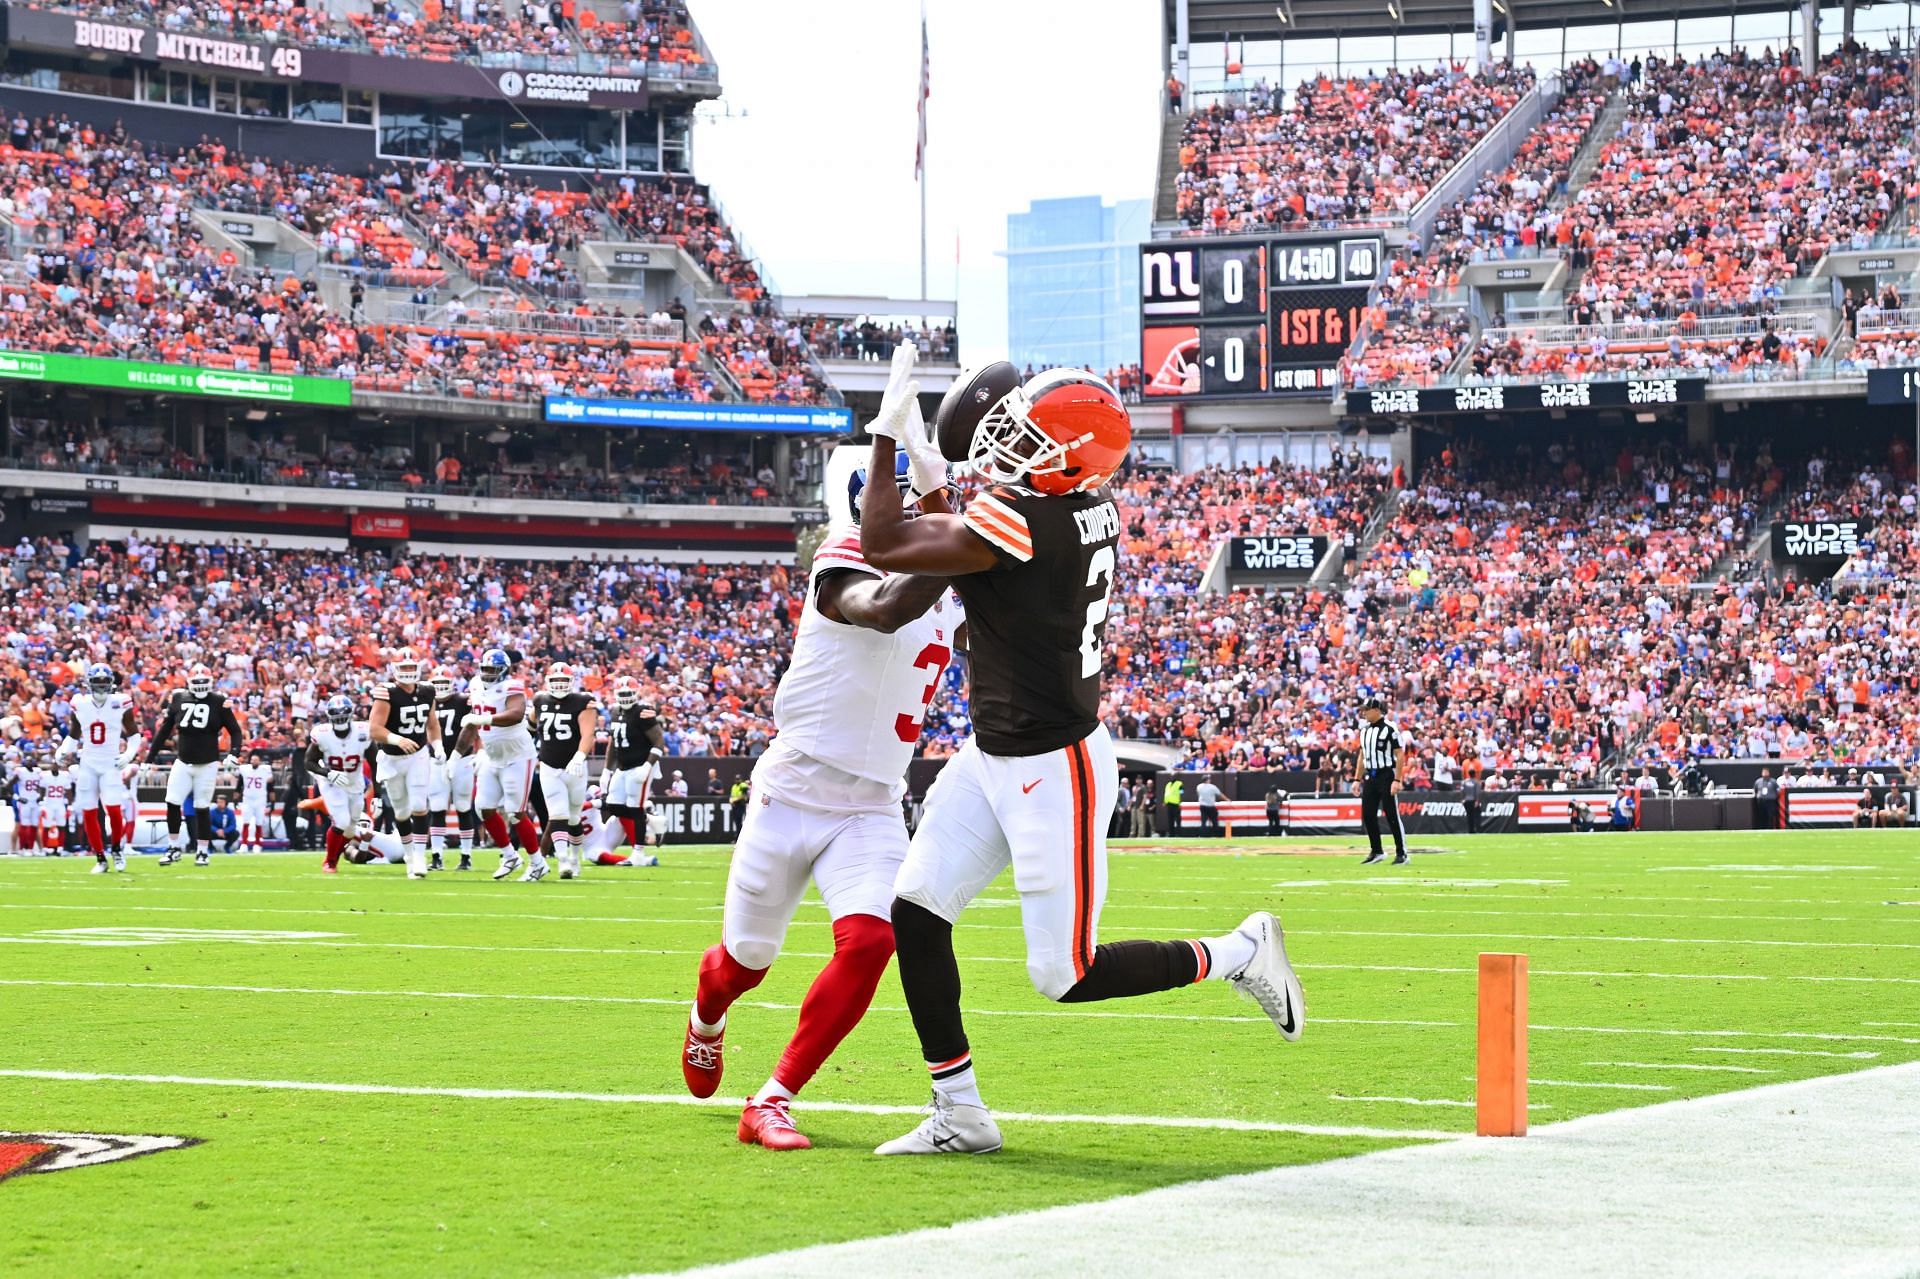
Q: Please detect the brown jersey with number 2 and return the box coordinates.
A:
[954,483,1120,758]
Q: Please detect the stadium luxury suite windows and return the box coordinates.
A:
[377,100,679,173]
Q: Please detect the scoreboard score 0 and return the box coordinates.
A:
[1140,234,1380,399]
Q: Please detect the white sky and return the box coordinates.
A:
[689,0,1163,358]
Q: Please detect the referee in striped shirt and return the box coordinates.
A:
[1355,699,1410,865]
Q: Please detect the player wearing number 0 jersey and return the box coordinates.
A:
[860,352,1306,1158]
[682,450,960,1152]
[67,664,140,871]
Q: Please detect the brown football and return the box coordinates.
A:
[933,361,1022,462]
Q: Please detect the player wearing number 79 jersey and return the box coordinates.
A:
[681,451,961,1151]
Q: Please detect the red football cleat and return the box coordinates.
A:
[321,862,338,874]
[738,1098,811,1151]
[682,1023,723,1098]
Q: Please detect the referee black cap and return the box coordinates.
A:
[1360,697,1385,714]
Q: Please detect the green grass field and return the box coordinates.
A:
[1,831,1916,1277]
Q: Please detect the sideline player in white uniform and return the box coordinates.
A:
[307,695,375,875]
[64,663,141,872]
[14,748,44,855]
[236,752,275,853]
[681,446,962,1151]
[531,662,598,880]
[461,648,542,880]
[38,760,71,856]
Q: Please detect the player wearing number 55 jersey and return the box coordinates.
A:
[681,447,961,1152]
[860,352,1306,1157]
[369,647,438,880]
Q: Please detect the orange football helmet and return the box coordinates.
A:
[968,368,1132,495]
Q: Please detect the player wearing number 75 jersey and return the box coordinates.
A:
[858,350,1306,1158]
[681,442,963,1153]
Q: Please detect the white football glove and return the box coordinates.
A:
[54,736,78,762]
[866,341,921,442]
[565,756,587,781]
[327,770,355,791]
[430,738,446,762]
[900,399,948,500]
[461,712,492,731]
[222,755,239,771]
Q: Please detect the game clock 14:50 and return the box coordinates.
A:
[1140,235,1381,399]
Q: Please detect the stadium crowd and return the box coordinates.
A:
[1173,62,1534,231]
[0,433,1913,793]
[0,124,829,405]
[1340,44,1916,389]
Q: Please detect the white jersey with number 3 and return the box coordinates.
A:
[72,693,135,764]
[469,677,536,761]
[759,528,959,812]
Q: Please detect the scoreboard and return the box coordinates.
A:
[1140,234,1381,399]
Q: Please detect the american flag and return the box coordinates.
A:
[914,9,930,178]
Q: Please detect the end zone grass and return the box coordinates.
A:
[0,831,1915,1277]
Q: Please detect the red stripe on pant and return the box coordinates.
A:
[1065,740,1096,981]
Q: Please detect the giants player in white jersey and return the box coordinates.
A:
[64,663,141,872]
[681,446,961,1151]
[460,648,543,879]
[38,761,72,856]
[236,751,275,853]
[307,695,375,875]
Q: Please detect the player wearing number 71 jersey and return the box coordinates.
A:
[859,352,1306,1158]
[681,446,962,1152]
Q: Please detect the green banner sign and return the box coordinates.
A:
[0,349,352,406]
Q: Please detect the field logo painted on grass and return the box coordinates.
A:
[0,1132,200,1182]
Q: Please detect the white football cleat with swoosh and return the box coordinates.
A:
[1227,910,1305,1042]
[874,1094,1002,1156]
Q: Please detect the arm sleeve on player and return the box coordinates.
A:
[962,490,1035,564]
[810,531,882,583]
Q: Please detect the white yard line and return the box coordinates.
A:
[1693,1047,1879,1060]
[1314,928,1920,950]
[1584,1061,1776,1074]
[1518,1079,1673,1092]
[0,1069,1456,1142]
[641,1062,1920,1279]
